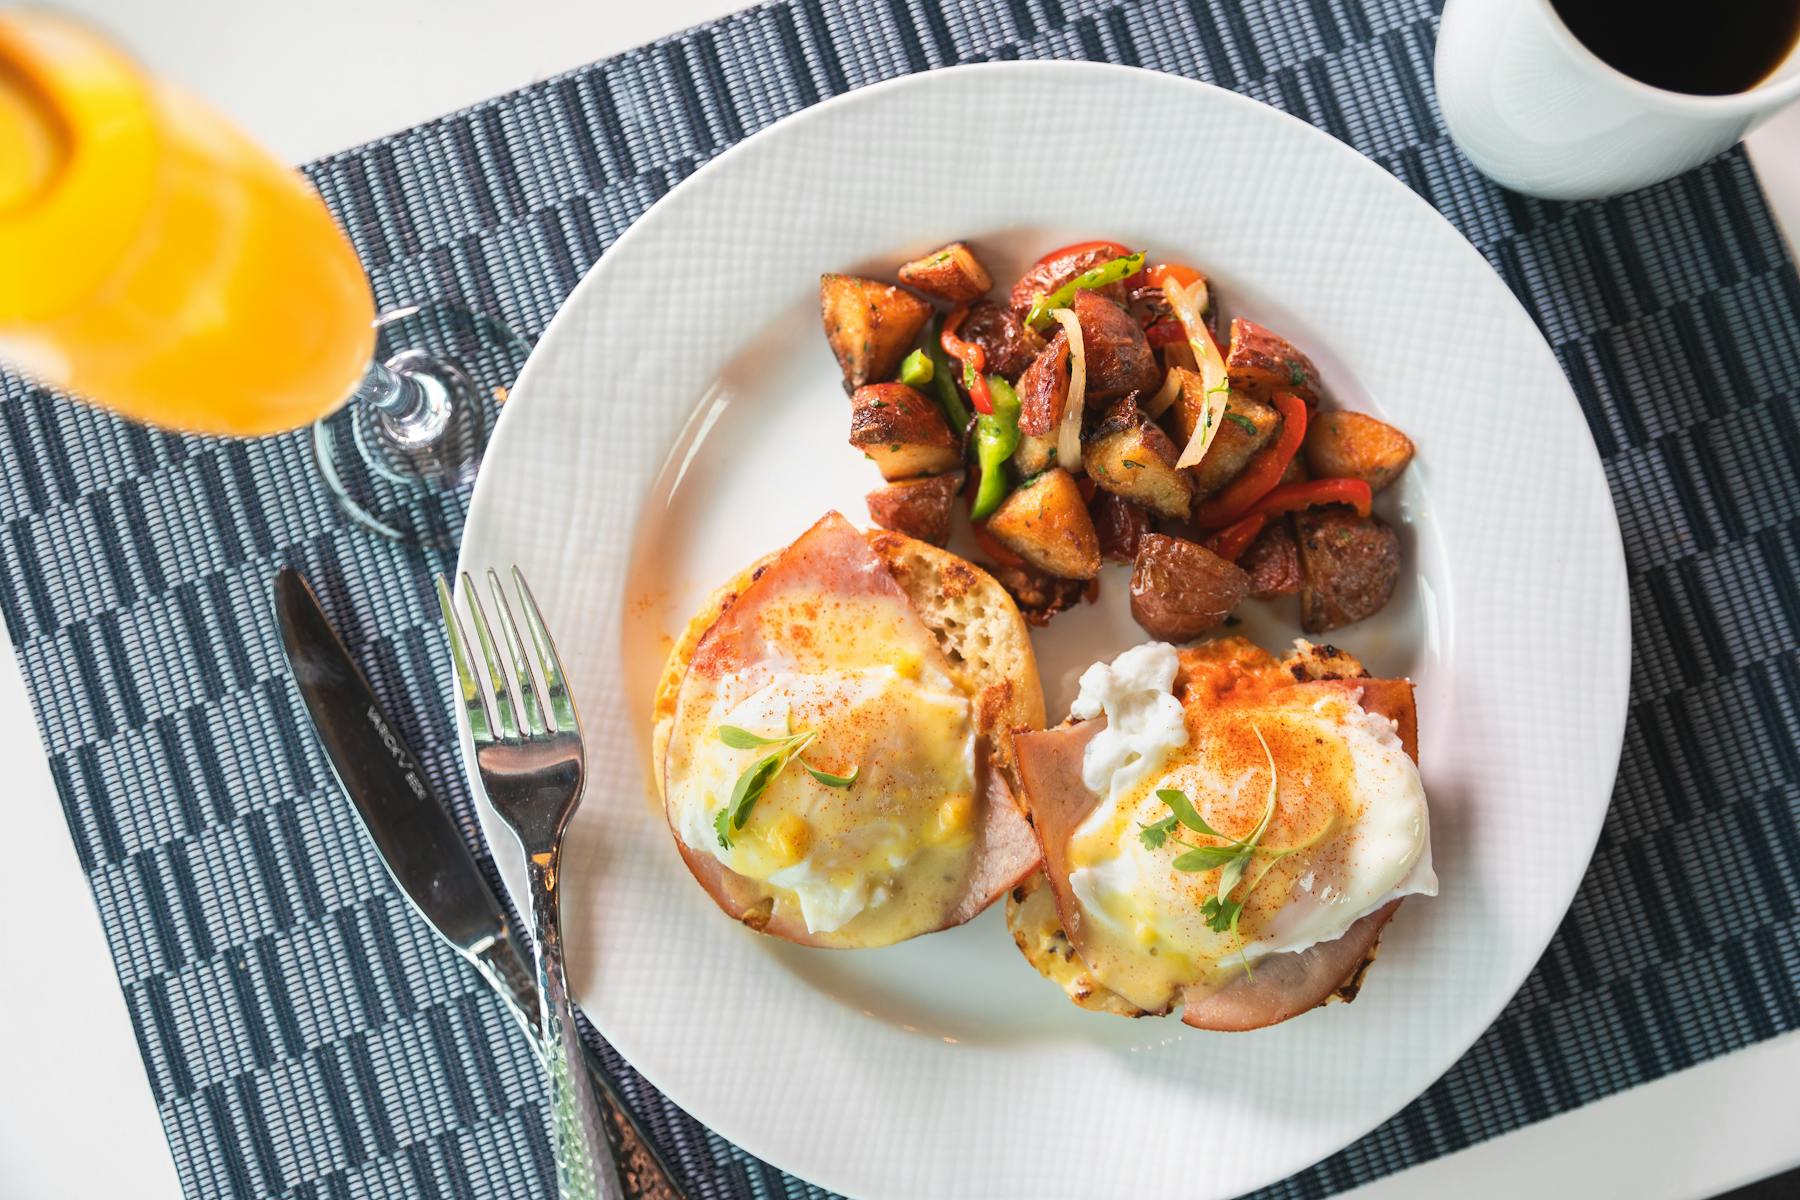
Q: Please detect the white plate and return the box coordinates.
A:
[457,62,1628,1200]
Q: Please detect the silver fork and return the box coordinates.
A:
[437,567,621,1200]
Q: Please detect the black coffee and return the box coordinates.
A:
[1551,0,1800,95]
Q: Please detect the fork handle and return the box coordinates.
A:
[525,847,623,1200]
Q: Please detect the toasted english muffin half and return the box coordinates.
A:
[654,513,1046,947]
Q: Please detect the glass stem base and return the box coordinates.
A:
[313,303,530,546]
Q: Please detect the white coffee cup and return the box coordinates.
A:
[1436,0,1800,199]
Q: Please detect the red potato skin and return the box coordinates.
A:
[1017,328,1071,437]
[1091,490,1151,563]
[1242,517,1302,599]
[1225,317,1323,406]
[1128,533,1251,641]
[1295,508,1401,632]
[959,300,1042,380]
[1072,290,1160,401]
[1009,245,1128,315]
[865,474,960,546]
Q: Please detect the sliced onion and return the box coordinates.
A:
[1049,307,1087,473]
[1143,363,1183,419]
[1166,278,1230,469]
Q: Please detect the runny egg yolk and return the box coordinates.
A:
[1065,644,1434,1013]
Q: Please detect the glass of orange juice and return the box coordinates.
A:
[0,10,527,543]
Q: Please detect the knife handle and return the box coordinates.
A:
[475,939,689,1200]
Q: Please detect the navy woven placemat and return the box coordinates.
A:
[4,1,1797,1196]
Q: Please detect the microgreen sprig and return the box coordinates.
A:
[713,724,858,849]
[1137,725,1286,970]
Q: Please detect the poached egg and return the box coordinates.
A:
[1062,641,1435,1012]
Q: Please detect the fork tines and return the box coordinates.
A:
[436,567,576,746]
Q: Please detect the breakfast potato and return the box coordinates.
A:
[898,242,992,304]
[1072,290,1160,400]
[1013,431,1059,477]
[821,274,934,392]
[1242,517,1302,599]
[849,382,961,480]
[1129,533,1251,640]
[1175,387,1281,498]
[958,299,1042,379]
[1009,244,1128,315]
[865,473,960,546]
[986,467,1102,580]
[1090,489,1151,563]
[1303,411,1415,494]
[1016,328,1070,436]
[1295,509,1400,632]
[1226,317,1322,406]
[1085,399,1194,520]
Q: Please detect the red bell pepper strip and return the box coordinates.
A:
[1204,512,1268,563]
[940,306,993,415]
[1244,477,1373,521]
[1035,239,1133,265]
[1034,240,1146,291]
[1145,319,1185,349]
[1146,262,1204,290]
[1191,391,1310,529]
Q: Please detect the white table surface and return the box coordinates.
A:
[4,4,1798,1198]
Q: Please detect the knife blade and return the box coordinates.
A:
[274,567,684,1200]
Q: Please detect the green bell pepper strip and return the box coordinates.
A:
[1024,251,1146,327]
[923,317,973,435]
[969,377,1022,521]
[898,348,933,388]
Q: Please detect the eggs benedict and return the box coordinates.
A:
[654,511,1046,948]
[1009,637,1434,1028]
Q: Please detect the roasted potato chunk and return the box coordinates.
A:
[958,299,1041,379]
[1280,639,1368,682]
[1086,399,1194,520]
[1295,509,1401,632]
[865,473,959,546]
[821,274,933,393]
[1017,328,1070,436]
[849,383,960,481]
[985,468,1101,580]
[1129,533,1251,641]
[1182,389,1280,497]
[1226,317,1322,406]
[1072,290,1159,400]
[1090,490,1151,563]
[1013,430,1059,477]
[1242,517,1302,599]
[898,242,992,304]
[1303,411,1415,494]
[1009,245,1128,315]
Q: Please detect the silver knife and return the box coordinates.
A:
[274,567,683,1200]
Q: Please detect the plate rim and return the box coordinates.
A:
[458,58,1631,1198]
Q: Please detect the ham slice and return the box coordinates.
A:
[1015,673,1420,1028]
[665,511,1040,947]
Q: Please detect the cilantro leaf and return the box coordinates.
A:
[1138,815,1179,850]
[714,806,735,850]
[1201,896,1241,935]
